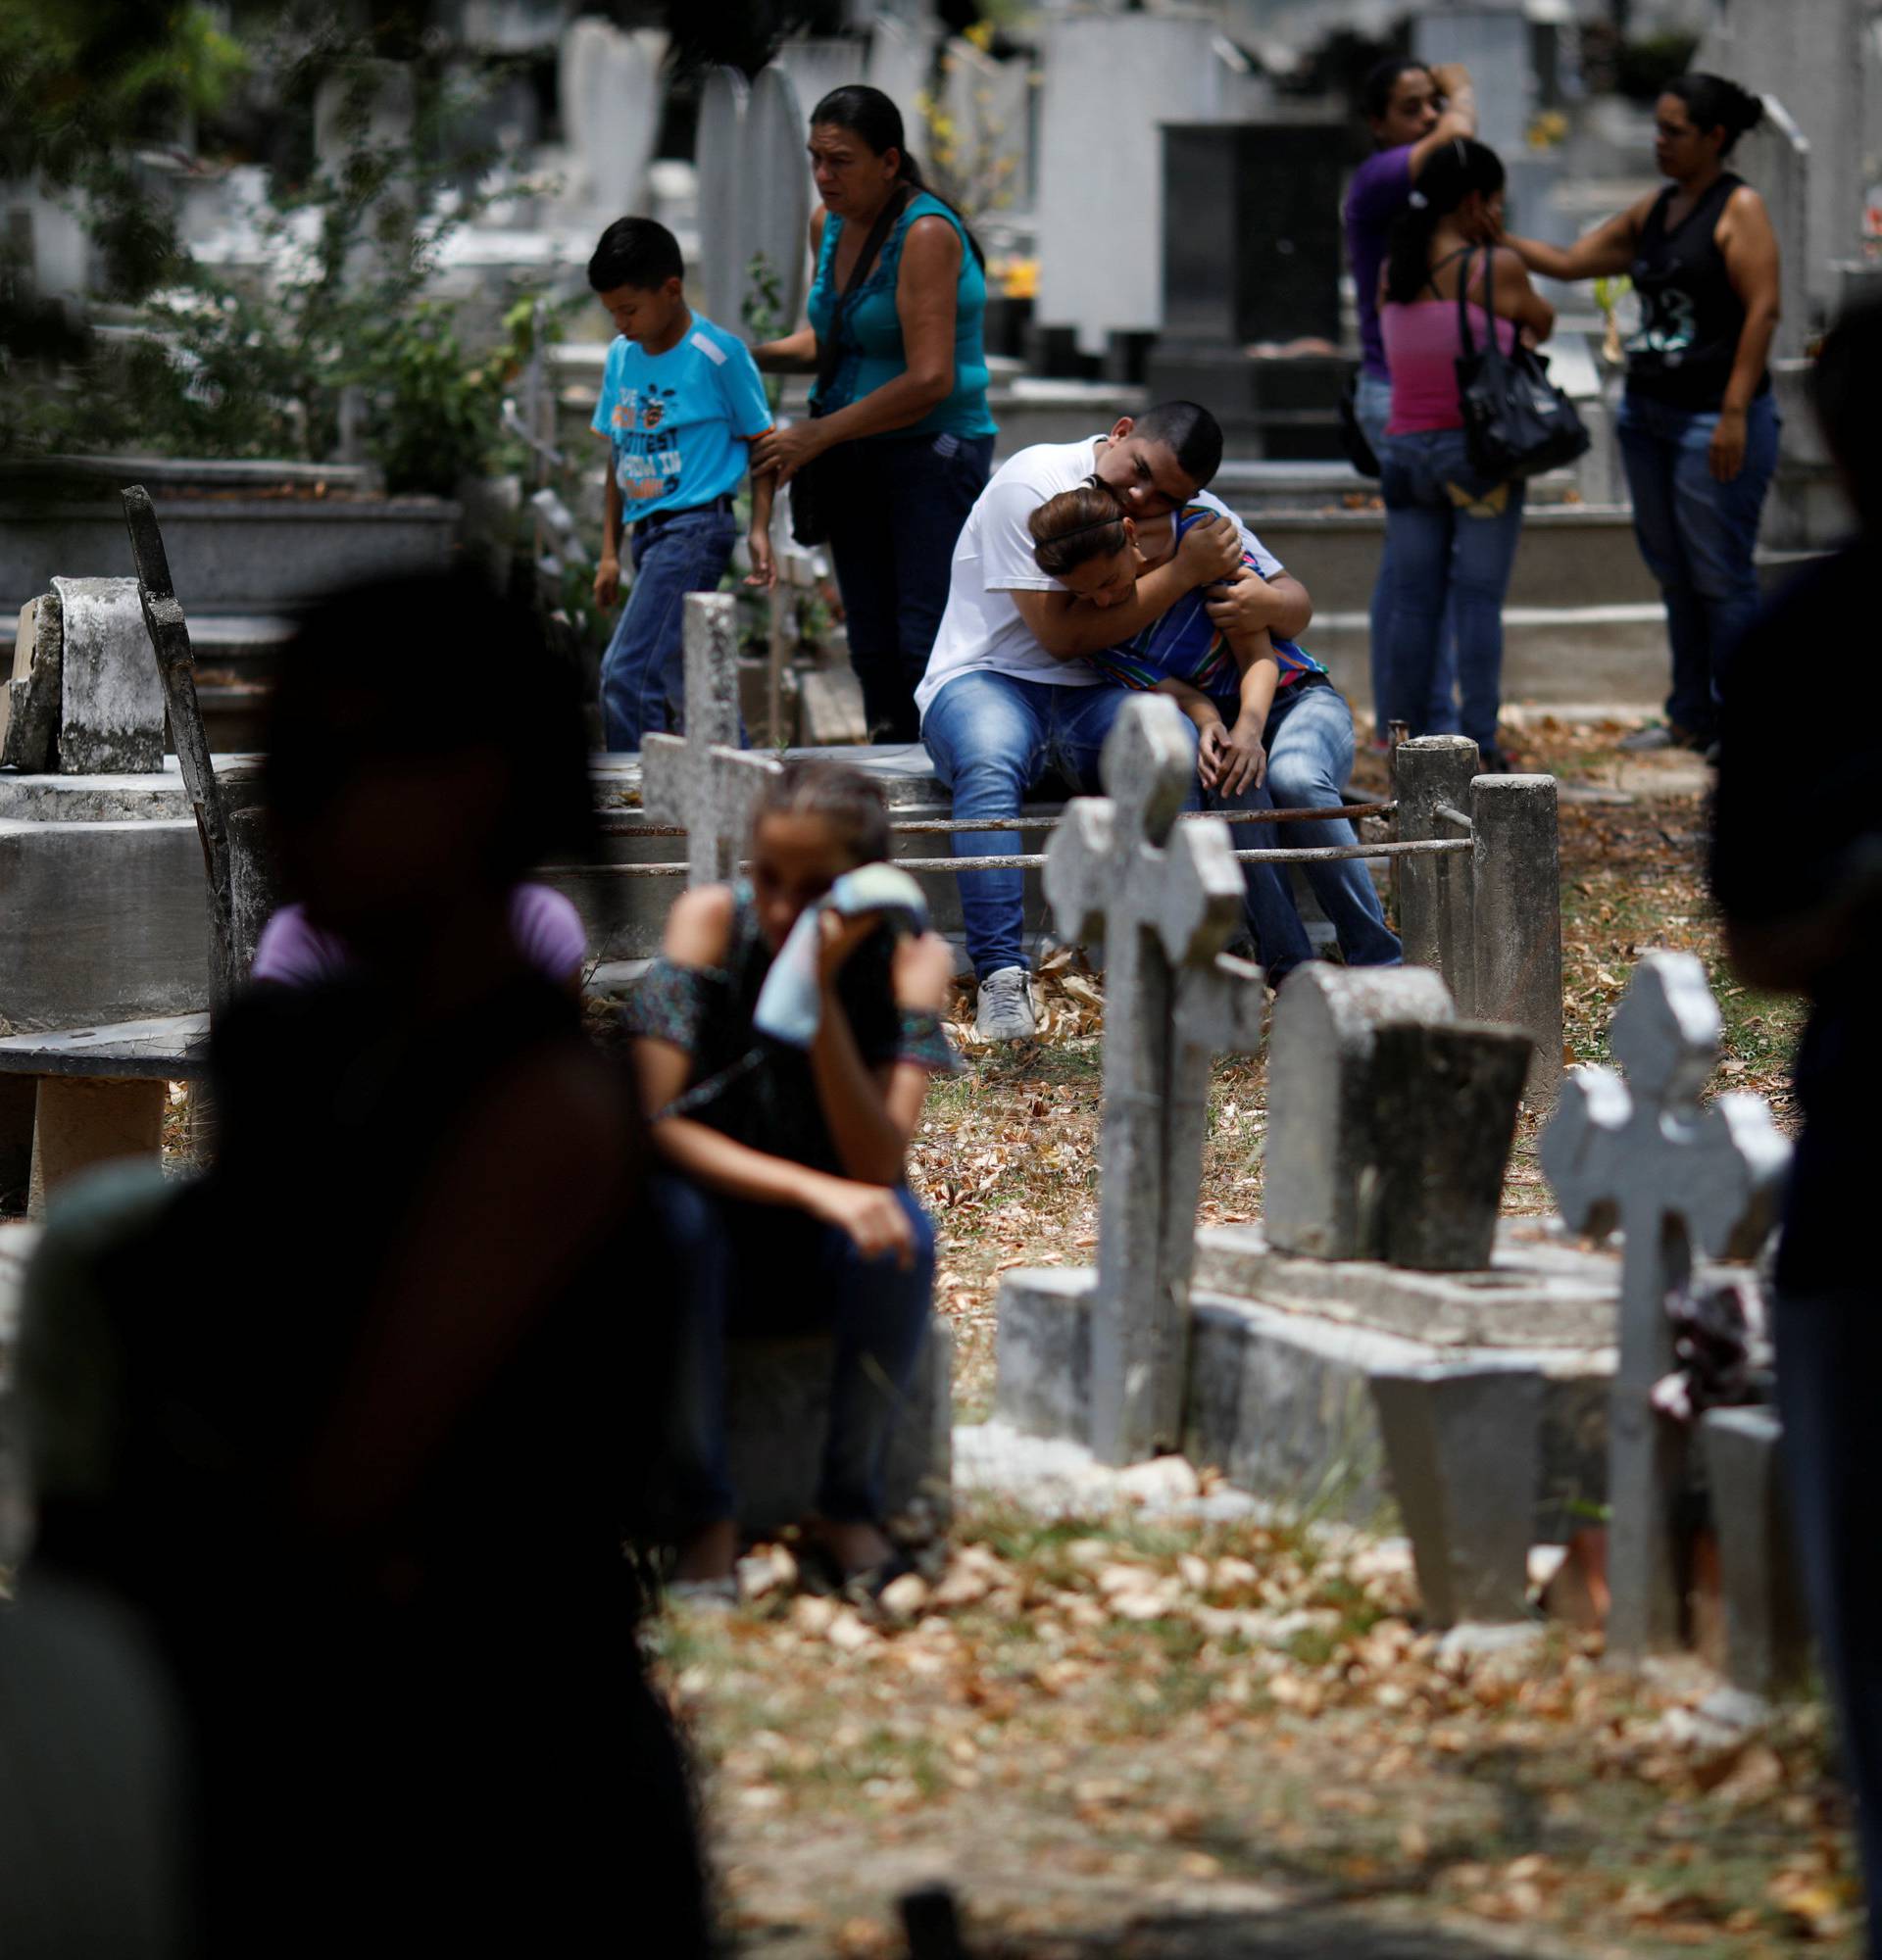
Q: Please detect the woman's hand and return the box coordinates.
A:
[891,930,956,1012]
[745,525,776,590]
[816,907,887,989]
[1216,721,1268,798]
[1176,513,1241,588]
[750,419,827,485]
[593,555,620,609]
[807,1174,916,1267]
[1709,406,1749,483]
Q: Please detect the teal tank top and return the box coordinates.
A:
[806,190,998,442]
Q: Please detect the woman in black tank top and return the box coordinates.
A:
[1498,73,1782,754]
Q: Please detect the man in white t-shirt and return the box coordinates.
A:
[917,402,1313,1040]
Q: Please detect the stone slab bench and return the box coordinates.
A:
[0,1014,207,1220]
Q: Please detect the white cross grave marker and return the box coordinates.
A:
[1540,951,1789,1658]
[1046,693,1262,1466]
[641,592,782,887]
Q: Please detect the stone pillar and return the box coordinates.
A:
[1702,1407,1813,1699]
[1471,774,1562,1103]
[226,804,282,990]
[1394,736,1479,1010]
[1371,1359,1543,1627]
[26,1077,168,1221]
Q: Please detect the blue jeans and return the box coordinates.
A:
[1358,368,1458,740]
[1776,1292,1882,1944]
[1616,388,1779,739]
[922,671,1136,979]
[1381,427,1527,758]
[599,504,738,753]
[1214,681,1403,977]
[825,430,995,744]
[651,1174,935,1528]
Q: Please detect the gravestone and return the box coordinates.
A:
[1541,952,1790,1659]
[1701,1406,1812,1699]
[1035,11,1252,356]
[770,39,868,130]
[865,16,935,172]
[741,66,813,331]
[695,69,751,327]
[940,35,1032,213]
[556,21,669,222]
[1412,5,1534,160]
[641,594,782,886]
[1734,97,1813,363]
[19,580,167,777]
[0,591,63,772]
[1041,692,1257,1464]
[1262,965,1454,1261]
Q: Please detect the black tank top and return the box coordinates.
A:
[1625,172,1769,410]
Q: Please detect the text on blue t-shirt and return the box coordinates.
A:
[589,314,773,522]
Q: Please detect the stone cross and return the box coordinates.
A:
[1045,692,1257,1466]
[641,593,781,887]
[1540,951,1790,1658]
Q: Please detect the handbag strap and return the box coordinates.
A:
[814,184,915,402]
[1456,246,1509,379]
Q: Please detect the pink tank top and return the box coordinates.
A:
[1380,293,1517,436]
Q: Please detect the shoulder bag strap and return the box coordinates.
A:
[814,185,915,401]
[1455,244,1479,361]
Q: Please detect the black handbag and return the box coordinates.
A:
[1336,365,1381,478]
[789,186,912,547]
[1454,246,1590,483]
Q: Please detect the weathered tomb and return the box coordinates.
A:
[2,578,165,776]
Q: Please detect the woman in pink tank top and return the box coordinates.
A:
[1376,138,1555,767]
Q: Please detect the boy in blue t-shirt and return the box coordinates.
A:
[588,217,777,752]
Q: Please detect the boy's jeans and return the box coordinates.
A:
[1357,368,1458,741]
[921,672,1135,980]
[1213,680,1404,977]
[1616,388,1779,741]
[651,1174,935,1528]
[1380,428,1527,758]
[600,504,738,753]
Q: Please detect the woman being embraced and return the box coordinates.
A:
[1027,484,1401,983]
[753,86,998,745]
[624,760,958,1598]
[1377,137,1555,769]
[1500,74,1780,758]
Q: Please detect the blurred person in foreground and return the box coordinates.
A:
[1711,297,1882,1950]
[15,572,708,1955]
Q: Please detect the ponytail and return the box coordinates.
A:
[1664,73,1765,155]
[809,82,986,269]
[1383,136,1506,305]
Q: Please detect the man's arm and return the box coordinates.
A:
[1011,514,1242,659]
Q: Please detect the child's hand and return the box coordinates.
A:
[593,556,620,609]
[745,526,776,591]
[1177,513,1241,587]
[892,930,956,1012]
[1196,721,1229,792]
[1217,723,1268,797]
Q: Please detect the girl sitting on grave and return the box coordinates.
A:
[623,759,959,1600]
[1026,483,1402,983]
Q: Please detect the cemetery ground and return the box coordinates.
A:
[644,710,1840,1959]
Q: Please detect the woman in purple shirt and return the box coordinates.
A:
[1344,56,1477,739]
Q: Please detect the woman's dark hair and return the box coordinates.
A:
[1663,73,1765,155]
[1383,136,1507,306]
[1362,56,1433,124]
[586,216,683,294]
[751,758,891,866]
[809,83,986,270]
[1812,293,1882,532]
[263,570,597,887]
[1028,482,1130,579]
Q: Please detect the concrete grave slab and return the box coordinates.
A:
[1701,1406,1812,1700]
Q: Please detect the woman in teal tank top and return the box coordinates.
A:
[754,86,998,742]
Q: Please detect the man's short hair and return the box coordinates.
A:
[1133,401,1223,491]
[587,217,683,294]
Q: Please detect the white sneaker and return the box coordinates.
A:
[973,965,1037,1043]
